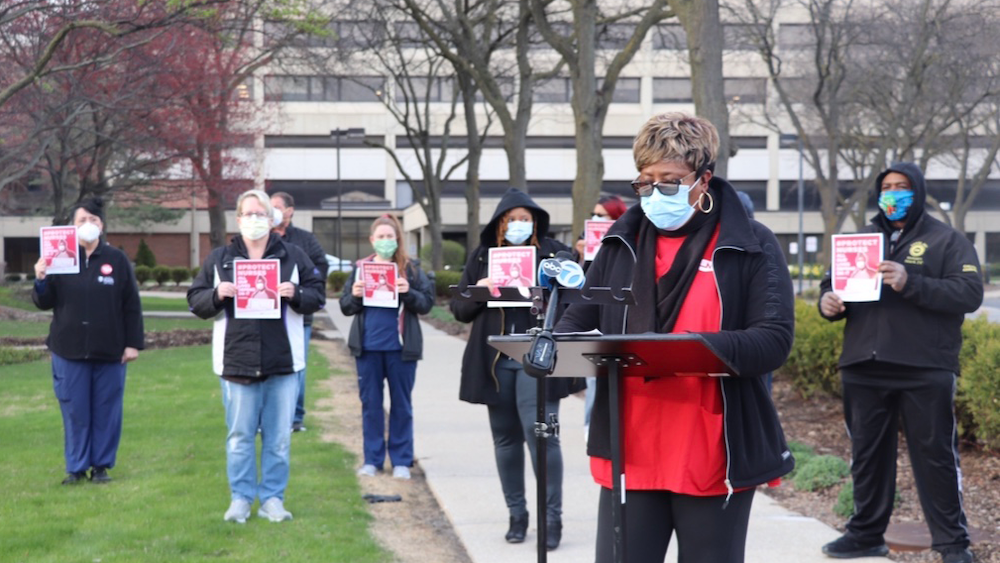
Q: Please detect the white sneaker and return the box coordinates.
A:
[223,498,251,524]
[258,497,293,522]
[357,464,377,477]
[392,466,411,480]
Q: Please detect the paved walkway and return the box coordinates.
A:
[322,305,890,563]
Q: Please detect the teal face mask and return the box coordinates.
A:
[878,190,914,222]
[373,239,398,259]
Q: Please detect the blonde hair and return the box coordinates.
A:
[236,189,274,218]
[370,214,411,277]
[632,112,719,173]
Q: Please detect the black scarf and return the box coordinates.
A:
[627,189,720,335]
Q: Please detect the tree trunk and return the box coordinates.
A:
[670,0,729,176]
[207,145,227,249]
[458,74,482,256]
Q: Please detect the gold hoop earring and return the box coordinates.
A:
[697,191,714,214]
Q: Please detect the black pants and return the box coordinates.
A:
[841,366,969,551]
[595,487,755,563]
[487,356,563,521]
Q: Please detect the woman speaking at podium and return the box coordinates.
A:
[556,113,796,563]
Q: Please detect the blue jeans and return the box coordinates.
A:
[293,325,312,425]
[356,351,416,468]
[51,353,127,474]
[221,374,297,503]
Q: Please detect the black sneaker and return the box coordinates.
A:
[89,467,111,484]
[821,535,889,559]
[941,547,973,563]
[505,513,528,544]
[292,422,306,432]
[61,472,86,485]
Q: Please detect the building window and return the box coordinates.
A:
[534,77,572,103]
[596,23,633,50]
[600,77,640,103]
[725,78,767,104]
[333,20,384,49]
[395,76,454,103]
[652,78,692,103]
[264,75,385,102]
[652,24,687,50]
[724,24,765,51]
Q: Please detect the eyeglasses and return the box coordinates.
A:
[631,171,697,197]
[239,212,269,220]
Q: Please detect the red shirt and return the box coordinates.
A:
[592,227,730,496]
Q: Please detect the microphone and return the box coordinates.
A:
[524,251,583,378]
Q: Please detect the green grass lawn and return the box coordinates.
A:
[0,346,389,563]
[141,295,194,313]
[0,284,36,311]
[426,305,457,324]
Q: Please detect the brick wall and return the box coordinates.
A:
[107,233,226,267]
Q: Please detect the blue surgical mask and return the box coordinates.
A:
[504,221,533,245]
[640,180,698,231]
[878,190,914,222]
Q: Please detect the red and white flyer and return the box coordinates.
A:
[234,259,281,319]
[361,262,399,309]
[831,233,884,302]
[40,226,80,275]
[583,220,614,262]
[487,246,536,307]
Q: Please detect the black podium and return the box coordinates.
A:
[488,332,738,563]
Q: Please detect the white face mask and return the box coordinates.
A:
[272,208,284,228]
[77,222,101,243]
[591,214,611,222]
[239,216,271,241]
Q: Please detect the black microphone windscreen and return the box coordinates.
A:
[555,250,575,262]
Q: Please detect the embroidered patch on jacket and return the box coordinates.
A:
[97,275,115,286]
[905,241,928,265]
[698,259,713,272]
[963,264,979,273]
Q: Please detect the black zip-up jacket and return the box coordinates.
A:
[340,257,435,362]
[33,243,145,362]
[819,162,983,373]
[451,188,585,405]
[555,179,796,490]
[278,223,329,327]
[187,234,326,380]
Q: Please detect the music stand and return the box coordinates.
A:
[489,332,738,563]
[451,285,633,563]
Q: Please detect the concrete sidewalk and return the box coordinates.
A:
[322,305,888,563]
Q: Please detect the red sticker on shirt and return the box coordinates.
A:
[101,264,113,275]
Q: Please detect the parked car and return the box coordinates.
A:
[325,254,353,273]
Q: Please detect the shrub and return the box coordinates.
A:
[834,481,854,518]
[191,266,200,279]
[5,274,22,283]
[420,240,467,270]
[134,265,152,285]
[328,271,350,293]
[793,454,849,492]
[960,322,1000,449]
[0,346,45,366]
[135,238,156,268]
[170,267,190,285]
[780,299,844,398]
[152,265,172,285]
[433,270,462,299]
[786,441,817,480]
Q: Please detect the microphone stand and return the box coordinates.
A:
[523,282,560,563]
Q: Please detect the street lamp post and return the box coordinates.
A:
[330,127,366,262]
[780,133,806,295]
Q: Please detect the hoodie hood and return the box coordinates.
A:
[480,188,550,247]
[873,161,926,232]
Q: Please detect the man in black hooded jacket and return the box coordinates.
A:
[818,162,983,563]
